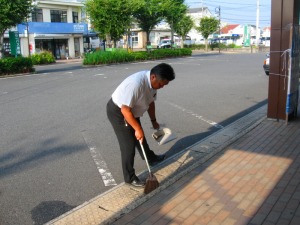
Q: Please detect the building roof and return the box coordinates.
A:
[221,24,239,34]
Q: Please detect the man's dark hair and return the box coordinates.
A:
[151,63,175,81]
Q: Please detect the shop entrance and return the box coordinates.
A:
[35,39,68,59]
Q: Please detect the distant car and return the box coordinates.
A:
[157,39,172,48]
[263,53,270,75]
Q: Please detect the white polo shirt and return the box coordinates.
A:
[112,70,157,117]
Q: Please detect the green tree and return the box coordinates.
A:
[162,0,187,46]
[85,0,139,48]
[132,0,164,47]
[196,17,219,51]
[173,15,194,48]
[0,0,33,58]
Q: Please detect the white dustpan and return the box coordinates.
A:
[152,127,177,145]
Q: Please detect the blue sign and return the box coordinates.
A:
[17,22,88,34]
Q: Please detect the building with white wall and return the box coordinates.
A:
[125,7,213,49]
[11,0,87,59]
[220,24,264,46]
[186,7,213,44]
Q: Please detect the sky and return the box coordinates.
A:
[185,0,271,28]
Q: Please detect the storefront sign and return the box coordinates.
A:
[243,25,251,47]
[17,22,88,34]
[9,31,21,56]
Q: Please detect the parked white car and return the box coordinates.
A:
[157,39,172,48]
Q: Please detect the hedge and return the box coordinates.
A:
[83,48,192,65]
[0,57,35,76]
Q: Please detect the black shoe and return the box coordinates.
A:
[128,177,145,187]
[149,154,166,166]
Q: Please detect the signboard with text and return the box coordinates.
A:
[9,31,21,56]
[243,25,251,47]
[17,22,88,34]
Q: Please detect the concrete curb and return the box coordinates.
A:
[46,104,267,225]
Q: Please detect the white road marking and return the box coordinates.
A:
[94,74,105,76]
[169,102,224,129]
[81,131,117,186]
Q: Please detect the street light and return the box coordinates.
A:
[215,6,221,54]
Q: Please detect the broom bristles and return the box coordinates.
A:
[144,173,159,194]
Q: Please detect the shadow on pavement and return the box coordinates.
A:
[31,201,76,225]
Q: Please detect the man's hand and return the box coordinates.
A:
[151,120,160,130]
[121,105,144,141]
[135,128,144,143]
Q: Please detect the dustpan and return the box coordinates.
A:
[152,127,177,145]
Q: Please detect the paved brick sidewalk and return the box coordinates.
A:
[113,117,300,225]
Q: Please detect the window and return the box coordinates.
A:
[32,8,43,22]
[72,12,78,23]
[50,10,67,23]
[131,32,138,47]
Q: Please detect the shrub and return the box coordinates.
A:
[31,51,55,65]
[227,43,242,49]
[209,43,228,50]
[83,48,192,65]
[0,57,35,75]
[83,49,134,65]
[184,44,206,50]
[131,51,148,61]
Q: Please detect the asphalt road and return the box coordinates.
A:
[0,52,268,225]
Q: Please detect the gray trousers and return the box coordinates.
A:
[106,98,157,183]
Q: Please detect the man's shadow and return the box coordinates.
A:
[31,201,76,225]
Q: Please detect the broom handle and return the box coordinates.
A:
[139,140,152,174]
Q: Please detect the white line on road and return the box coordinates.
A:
[169,102,224,129]
[81,131,117,186]
[94,74,107,78]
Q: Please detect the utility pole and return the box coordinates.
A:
[26,21,31,57]
[215,6,221,53]
[256,0,260,46]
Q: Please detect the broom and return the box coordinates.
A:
[139,140,159,194]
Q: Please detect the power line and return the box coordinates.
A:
[187,0,270,27]
[221,16,269,21]
[221,12,270,18]
[204,2,255,11]
[188,0,270,7]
